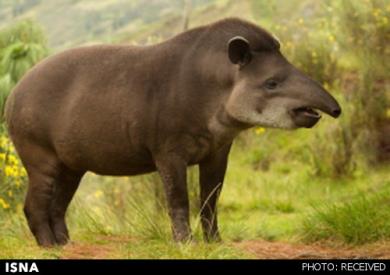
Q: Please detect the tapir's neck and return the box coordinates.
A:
[156,25,249,148]
[208,105,252,148]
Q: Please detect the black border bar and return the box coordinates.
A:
[0,259,388,274]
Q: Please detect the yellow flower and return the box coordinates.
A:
[255,127,266,135]
[3,165,26,178]
[7,190,13,197]
[8,155,18,165]
[14,166,20,177]
[4,166,15,177]
[0,136,9,148]
[328,34,335,42]
[386,108,390,118]
[20,167,27,177]
[298,18,304,25]
[15,179,21,188]
[285,41,293,49]
[323,82,330,90]
[93,206,102,216]
[0,198,10,209]
[94,190,104,199]
[0,153,5,161]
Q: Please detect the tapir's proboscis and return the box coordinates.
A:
[5,18,341,247]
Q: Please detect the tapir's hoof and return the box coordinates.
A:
[204,234,222,243]
[37,238,57,248]
[173,233,194,244]
[55,238,70,247]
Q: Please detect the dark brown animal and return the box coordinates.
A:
[5,18,341,247]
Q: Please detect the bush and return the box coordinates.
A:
[0,20,48,211]
[257,0,390,177]
[333,0,389,172]
[0,20,48,116]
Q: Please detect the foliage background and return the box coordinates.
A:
[0,0,389,258]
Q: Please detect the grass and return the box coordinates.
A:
[303,187,390,245]
[0,228,250,259]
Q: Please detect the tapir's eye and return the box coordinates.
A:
[264,78,279,90]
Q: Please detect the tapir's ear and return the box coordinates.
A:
[228,36,252,68]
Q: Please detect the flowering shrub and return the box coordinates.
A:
[0,134,27,211]
[0,20,47,211]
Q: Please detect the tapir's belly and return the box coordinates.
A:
[52,106,156,176]
[54,137,156,176]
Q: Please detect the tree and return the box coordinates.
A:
[0,20,48,119]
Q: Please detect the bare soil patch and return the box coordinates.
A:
[236,239,390,259]
[60,235,135,259]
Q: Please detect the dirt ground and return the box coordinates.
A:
[59,236,390,259]
[60,236,130,259]
[235,240,390,259]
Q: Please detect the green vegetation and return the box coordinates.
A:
[0,20,47,214]
[304,186,390,245]
[0,0,389,258]
[0,20,48,115]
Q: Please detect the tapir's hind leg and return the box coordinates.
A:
[24,165,59,247]
[17,142,83,247]
[49,169,83,245]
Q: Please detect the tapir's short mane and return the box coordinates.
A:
[173,18,280,53]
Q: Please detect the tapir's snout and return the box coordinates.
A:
[313,84,342,119]
[330,105,342,118]
[290,74,342,128]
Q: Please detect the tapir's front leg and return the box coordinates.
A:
[155,154,191,242]
[199,143,232,242]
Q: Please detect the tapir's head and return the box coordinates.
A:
[224,35,341,129]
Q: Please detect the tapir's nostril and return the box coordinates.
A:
[331,108,341,118]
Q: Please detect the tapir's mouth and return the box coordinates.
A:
[290,106,321,128]
[293,106,321,118]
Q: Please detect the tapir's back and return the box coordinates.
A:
[6,45,131,127]
[5,44,166,174]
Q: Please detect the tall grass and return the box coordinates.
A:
[303,186,390,244]
[67,169,207,242]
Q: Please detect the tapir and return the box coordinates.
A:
[5,18,341,247]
